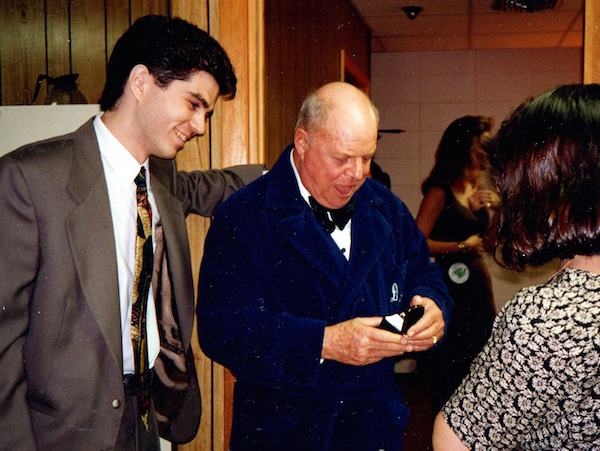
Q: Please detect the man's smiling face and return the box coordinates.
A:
[135,70,220,161]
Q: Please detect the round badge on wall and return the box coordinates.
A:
[448,262,470,284]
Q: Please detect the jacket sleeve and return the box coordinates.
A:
[176,164,265,217]
[0,156,38,450]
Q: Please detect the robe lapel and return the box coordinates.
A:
[336,194,392,320]
[275,193,392,323]
[277,210,348,287]
[267,147,392,320]
[266,148,349,288]
[65,121,123,373]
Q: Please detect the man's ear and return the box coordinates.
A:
[294,128,309,159]
[128,64,152,102]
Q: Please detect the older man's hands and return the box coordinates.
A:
[321,295,445,366]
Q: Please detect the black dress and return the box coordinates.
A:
[420,185,496,415]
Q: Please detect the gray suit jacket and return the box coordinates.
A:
[0,119,262,451]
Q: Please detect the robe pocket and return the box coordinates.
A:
[382,391,410,432]
[237,387,298,434]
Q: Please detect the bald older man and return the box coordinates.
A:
[197,82,453,450]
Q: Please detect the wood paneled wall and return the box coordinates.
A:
[174,0,264,449]
[0,0,168,106]
[584,0,600,83]
[263,0,371,168]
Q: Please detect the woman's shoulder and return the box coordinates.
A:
[508,268,600,306]
[498,268,600,349]
[423,185,447,204]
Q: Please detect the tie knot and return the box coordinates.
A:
[134,167,147,189]
[309,197,356,234]
[135,167,151,215]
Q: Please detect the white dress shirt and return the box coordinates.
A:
[94,114,160,375]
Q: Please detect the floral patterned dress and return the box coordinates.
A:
[443,268,600,450]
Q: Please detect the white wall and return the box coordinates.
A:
[371,47,582,310]
[0,104,100,157]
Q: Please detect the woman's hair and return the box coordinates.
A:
[99,15,236,111]
[486,84,600,271]
[421,115,493,195]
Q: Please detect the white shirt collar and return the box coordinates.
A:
[290,148,312,207]
[94,113,150,186]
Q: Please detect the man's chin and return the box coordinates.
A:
[165,143,184,158]
[330,198,353,209]
[332,191,358,207]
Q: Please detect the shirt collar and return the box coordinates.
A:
[94,113,150,187]
[290,148,312,207]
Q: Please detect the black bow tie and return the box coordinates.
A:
[309,196,357,234]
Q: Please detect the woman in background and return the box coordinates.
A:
[433,84,600,450]
[416,116,499,415]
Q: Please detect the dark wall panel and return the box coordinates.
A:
[0,0,168,106]
[1,0,46,105]
[264,0,371,168]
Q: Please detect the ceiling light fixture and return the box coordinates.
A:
[402,6,423,20]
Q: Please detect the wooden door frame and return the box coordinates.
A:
[172,0,264,450]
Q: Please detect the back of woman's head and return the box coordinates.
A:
[487,83,600,270]
[422,115,492,194]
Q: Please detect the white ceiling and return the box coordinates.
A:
[349,0,584,52]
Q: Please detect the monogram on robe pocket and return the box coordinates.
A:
[379,263,407,314]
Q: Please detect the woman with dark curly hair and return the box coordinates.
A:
[416,115,499,416]
[433,84,600,450]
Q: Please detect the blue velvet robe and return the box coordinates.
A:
[197,146,453,450]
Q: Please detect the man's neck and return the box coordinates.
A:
[100,108,147,164]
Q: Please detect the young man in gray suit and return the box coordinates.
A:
[0,15,262,451]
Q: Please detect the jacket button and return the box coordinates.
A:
[112,398,121,409]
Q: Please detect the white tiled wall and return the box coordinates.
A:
[371,47,582,310]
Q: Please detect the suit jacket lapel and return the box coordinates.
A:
[147,160,199,434]
[65,119,123,373]
[148,168,194,351]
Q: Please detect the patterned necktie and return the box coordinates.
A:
[132,167,153,429]
[309,196,357,234]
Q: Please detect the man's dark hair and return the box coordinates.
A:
[99,15,236,111]
[487,84,600,271]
